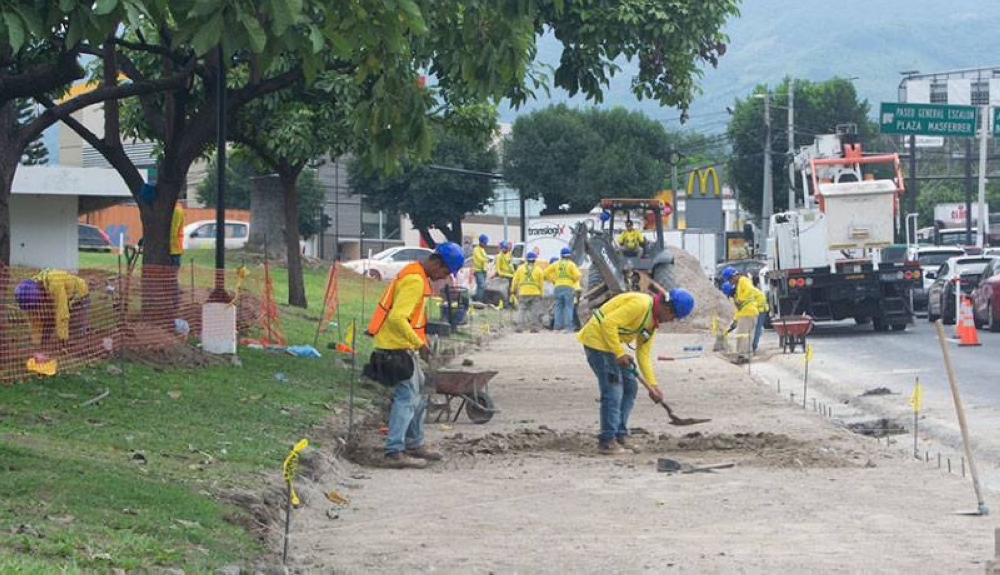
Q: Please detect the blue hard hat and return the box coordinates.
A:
[478,234,488,245]
[526,252,537,261]
[667,288,695,320]
[560,247,571,257]
[14,279,42,311]
[549,257,558,264]
[500,240,508,250]
[600,211,611,222]
[433,242,465,275]
[721,282,735,297]
[721,266,738,282]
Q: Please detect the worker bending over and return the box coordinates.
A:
[15,269,90,345]
[721,266,766,358]
[577,289,695,454]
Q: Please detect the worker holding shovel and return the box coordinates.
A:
[577,289,695,455]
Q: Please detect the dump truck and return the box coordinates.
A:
[764,129,922,331]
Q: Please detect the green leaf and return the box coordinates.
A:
[309,28,324,54]
[243,15,266,53]
[271,0,294,35]
[188,0,222,19]
[190,12,223,56]
[11,5,44,36]
[94,0,119,16]
[396,0,427,33]
[58,0,75,12]
[3,15,25,53]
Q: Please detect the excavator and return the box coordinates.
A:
[569,198,676,316]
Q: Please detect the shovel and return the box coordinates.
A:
[632,366,711,427]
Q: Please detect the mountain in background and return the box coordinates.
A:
[501,0,1000,134]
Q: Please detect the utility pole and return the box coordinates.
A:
[669,145,680,229]
[761,93,774,243]
[978,105,989,247]
[787,81,795,211]
[965,138,974,246]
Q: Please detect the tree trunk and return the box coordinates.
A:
[280,170,307,308]
[138,170,184,318]
[444,217,464,244]
[0,101,18,267]
[247,175,286,260]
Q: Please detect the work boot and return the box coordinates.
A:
[383,452,428,469]
[598,440,631,455]
[406,445,443,461]
[617,436,642,453]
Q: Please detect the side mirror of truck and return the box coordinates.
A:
[925,270,936,280]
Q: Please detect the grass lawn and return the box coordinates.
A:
[0,250,390,572]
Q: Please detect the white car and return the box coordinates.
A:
[912,246,965,311]
[926,255,995,324]
[183,220,250,250]
[342,246,433,281]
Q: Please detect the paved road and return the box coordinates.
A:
[799,314,1000,408]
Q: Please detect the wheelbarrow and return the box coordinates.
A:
[425,369,499,424]
[773,314,814,353]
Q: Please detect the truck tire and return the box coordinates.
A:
[854,316,871,326]
[942,297,956,325]
[890,323,907,332]
[989,305,1000,332]
[872,317,890,332]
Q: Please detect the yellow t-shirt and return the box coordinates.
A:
[34,270,89,341]
[511,262,544,296]
[496,252,514,278]
[617,229,644,250]
[544,259,581,288]
[473,245,489,273]
[372,274,427,350]
[169,204,185,256]
[577,292,658,387]
[734,275,764,318]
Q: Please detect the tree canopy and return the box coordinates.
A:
[349,107,500,247]
[726,77,876,217]
[504,105,680,213]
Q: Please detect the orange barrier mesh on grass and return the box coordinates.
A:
[0,263,266,384]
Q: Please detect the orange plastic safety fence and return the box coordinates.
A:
[0,262,267,384]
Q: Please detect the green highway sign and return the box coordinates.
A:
[880,102,978,137]
[994,107,1000,138]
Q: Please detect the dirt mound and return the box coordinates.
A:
[666,246,733,331]
[120,343,230,369]
[432,427,860,469]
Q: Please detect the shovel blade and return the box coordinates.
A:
[659,402,710,426]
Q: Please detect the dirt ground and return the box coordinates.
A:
[286,332,997,574]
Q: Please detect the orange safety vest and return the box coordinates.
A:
[365,262,432,343]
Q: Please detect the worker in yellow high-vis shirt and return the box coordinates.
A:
[544,247,581,333]
[472,234,489,302]
[511,251,544,333]
[616,219,645,258]
[721,266,763,360]
[494,240,515,302]
[365,242,464,469]
[577,289,695,454]
[15,270,90,345]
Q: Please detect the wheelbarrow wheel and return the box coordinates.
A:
[465,392,495,424]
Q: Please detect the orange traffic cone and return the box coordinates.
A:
[958,296,981,347]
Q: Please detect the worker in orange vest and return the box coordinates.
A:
[365,242,465,469]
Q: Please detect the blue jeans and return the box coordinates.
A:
[585,347,638,442]
[474,271,486,302]
[553,286,575,331]
[753,312,767,351]
[384,359,427,455]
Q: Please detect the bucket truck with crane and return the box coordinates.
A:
[764,128,922,331]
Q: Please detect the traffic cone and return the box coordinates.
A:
[958,296,981,347]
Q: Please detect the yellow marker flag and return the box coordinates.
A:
[282,439,309,506]
[344,320,355,349]
[498,299,505,310]
[909,381,922,413]
[711,316,718,337]
[803,344,813,362]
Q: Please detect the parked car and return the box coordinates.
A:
[78,223,113,252]
[714,259,766,287]
[972,258,1000,331]
[342,246,433,281]
[911,246,966,311]
[926,255,995,324]
[182,220,250,250]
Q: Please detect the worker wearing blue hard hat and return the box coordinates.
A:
[577,287,695,455]
[723,266,768,359]
[363,241,461,469]
[511,251,544,332]
[494,241,515,301]
[472,234,490,302]
[545,247,581,333]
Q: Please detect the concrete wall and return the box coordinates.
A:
[11,194,78,269]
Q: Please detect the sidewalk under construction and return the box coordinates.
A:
[287,332,995,574]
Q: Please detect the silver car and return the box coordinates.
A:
[912,246,965,311]
[926,255,995,324]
